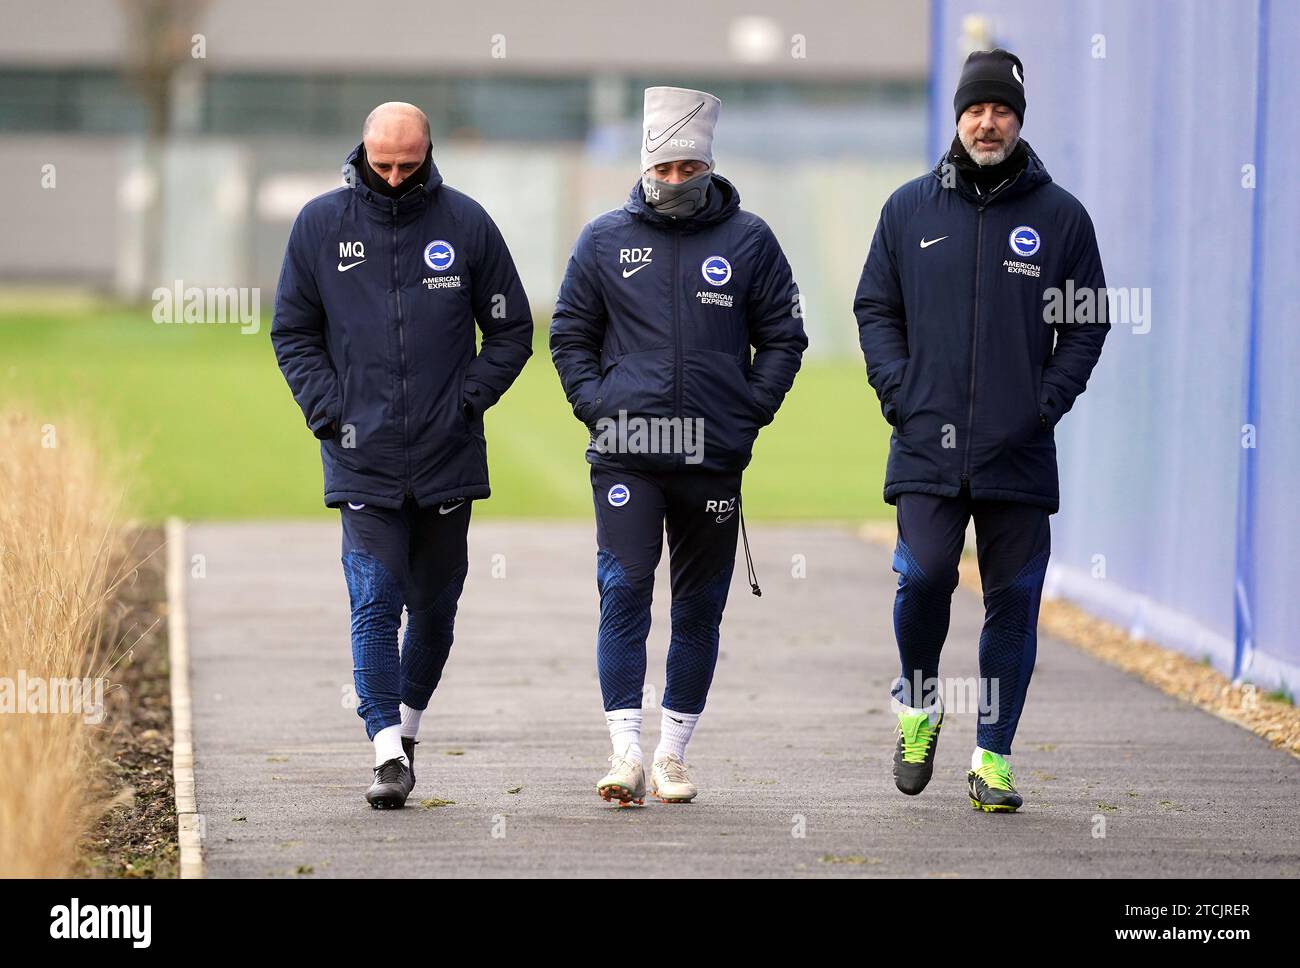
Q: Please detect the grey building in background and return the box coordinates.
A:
[1,0,928,355]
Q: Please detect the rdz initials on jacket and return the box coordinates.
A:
[422,239,461,289]
[619,247,653,278]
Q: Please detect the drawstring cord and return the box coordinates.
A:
[738,494,761,597]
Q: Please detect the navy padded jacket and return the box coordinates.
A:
[550,174,807,473]
[855,142,1109,512]
[272,144,532,509]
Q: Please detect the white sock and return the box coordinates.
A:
[654,708,700,762]
[373,724,408,768]
[890,696,943,726]
[971,746,1006,770]
[399,703,423,739]
[606,708,643,763]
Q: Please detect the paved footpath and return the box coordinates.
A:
[185,520,1300,878]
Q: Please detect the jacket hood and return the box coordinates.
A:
[932,138,1052,204]
[624,172,741,230]
[344,141,444,212]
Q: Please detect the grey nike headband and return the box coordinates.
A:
[641,86,721,172]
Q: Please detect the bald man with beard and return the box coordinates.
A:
[272,103,533,809]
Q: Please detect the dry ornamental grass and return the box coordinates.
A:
[0,411,133,876]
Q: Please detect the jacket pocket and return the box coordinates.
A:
[458,372,475,432]
[682,350,764,464]
[1033,368,1059,431]
[891,360,915,430]
[1000,368,1047,450]
[589,349,674,424]
[583,358,618,424]
[328,364,352,444]
[1028,368,1047,436]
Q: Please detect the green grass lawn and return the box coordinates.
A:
[1,298,892,522]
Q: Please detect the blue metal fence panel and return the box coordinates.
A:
[1243,0,1300,691]
[927,0,1298,691]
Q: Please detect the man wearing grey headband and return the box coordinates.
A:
[551,86,807,806]
[638,86,718,218]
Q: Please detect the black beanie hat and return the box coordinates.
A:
[954,48,1026,124]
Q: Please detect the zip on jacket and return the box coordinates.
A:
[271,143,533,510]
[550,173,808,476]
[855,141,1109,513]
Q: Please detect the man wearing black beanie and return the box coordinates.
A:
[951,48,1029,191]
[855,49,1110,813]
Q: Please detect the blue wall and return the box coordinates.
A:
[929,0,1299,692]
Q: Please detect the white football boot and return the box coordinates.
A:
[650,753,698,803]
[597,753,646,806]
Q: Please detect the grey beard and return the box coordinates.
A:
[642,170,711,217]
[959,128,1020,165]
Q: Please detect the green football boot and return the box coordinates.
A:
[967,750,1023,813]
[892,708,943,795]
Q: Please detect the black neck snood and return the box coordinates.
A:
[948,134,1028,191]
[358,143,433,198]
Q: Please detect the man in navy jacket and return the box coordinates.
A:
[551,87,806,805]
[856,51,1109,812]
[272,102,532,809]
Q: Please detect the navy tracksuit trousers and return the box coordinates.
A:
[591,466,742,716]
[341,497,471,739]
[890,490,1050,755]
